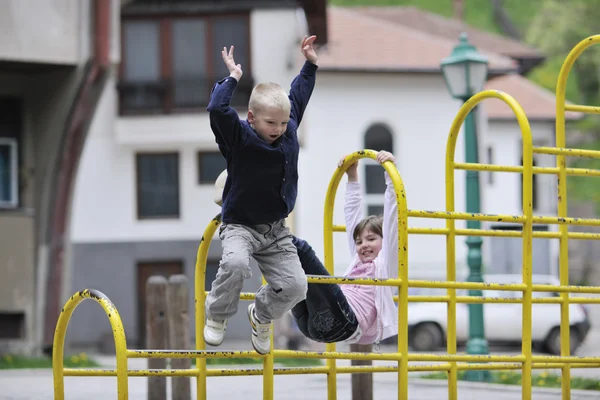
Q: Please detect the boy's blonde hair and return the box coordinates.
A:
[353,215,384,242]
[248,82,291,114]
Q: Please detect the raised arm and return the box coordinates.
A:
[206,46,244,150]
[289,36,319,127]
[342,157,364,256]
[378,153,399,279]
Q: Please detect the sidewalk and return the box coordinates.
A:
[2,340,599,400]
[1,362,598,400]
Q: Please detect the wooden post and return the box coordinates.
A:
[168,274,192,400]
[350,343,373,400]
[146,276,169,400]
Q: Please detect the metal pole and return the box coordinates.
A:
[463,106,490,381]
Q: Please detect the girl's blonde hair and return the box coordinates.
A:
[353,215,384,242]
[248,82,291,114]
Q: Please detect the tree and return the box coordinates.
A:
[526,0,600,106]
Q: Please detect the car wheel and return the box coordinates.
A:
[544,327,582,355]
[409,322,444,351]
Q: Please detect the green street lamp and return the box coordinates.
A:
[441,32,490,382]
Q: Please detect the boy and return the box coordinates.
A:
[204,36,319,354]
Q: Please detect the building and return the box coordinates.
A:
[0,0,115,353]
[0,1,583,353]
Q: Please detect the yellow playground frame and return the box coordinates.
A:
[53,35,600,400]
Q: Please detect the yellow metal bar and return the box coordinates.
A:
[555,34,600,400]
[454,162,557,174]
[520,94,535,400]
[407,227,600,240]
[445,89,535,399]
[535,146,600,158]
[53,290,129,400]
[407,209,600,227]
[564,104,600,113]
[444,112,458,400]
[408,209,526,223]
[323,150,410,400]
[263,330,274,400]
[127,350,262,359]
[62,359,600,378]
[194,215,220,400]
[455,162,600,178]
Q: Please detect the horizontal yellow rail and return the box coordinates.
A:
[334,225,600,240]
[564,104,600,113]
[62,360,600,378]
[454,162,600,178]
[534,146,600,158]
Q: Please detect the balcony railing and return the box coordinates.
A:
[117,76,254,115]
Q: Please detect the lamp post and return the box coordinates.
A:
[441,32,490,382]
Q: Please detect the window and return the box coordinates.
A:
[520,156,538,211]
[0,138,18,208]
[0,97,21,209]
[119,14,253,114]
[487,146,494,185]
[197,151,226,184]
[0,312,25,339]
[364,124,394,215]
[136,153,180,219]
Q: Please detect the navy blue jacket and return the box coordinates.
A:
[207,61,318,225]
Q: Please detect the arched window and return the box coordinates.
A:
[363,124,394,216]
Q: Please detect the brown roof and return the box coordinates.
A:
[484,74,583,121]
[353,6,543,60]
[317,7,517,72]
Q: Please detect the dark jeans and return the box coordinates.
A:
[291,237,359,343]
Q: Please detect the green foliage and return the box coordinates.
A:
[0,353,100,369]
[525,0,600,105]
[422,370,600,391]
[204,357,322,366]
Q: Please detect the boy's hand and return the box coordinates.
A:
[222,46,243,81]
[376,150,396,165]
[301,35,318,65]
[338,155,358,182]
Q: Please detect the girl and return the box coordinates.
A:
[291,150,399,344]
[213,150,398,345]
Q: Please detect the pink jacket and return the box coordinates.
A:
[342,172,399,343]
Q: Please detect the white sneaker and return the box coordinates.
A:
[204,317,227,346]
[247,303,271,354]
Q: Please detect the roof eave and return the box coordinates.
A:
[317,66,518,75]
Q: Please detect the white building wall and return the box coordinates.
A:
[295,72,469,278]
[0,0,93,65]
[70,5,558,281]
[70,8,306,243]
[482,119,559,276]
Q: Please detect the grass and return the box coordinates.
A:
[0,353,321,369]
[204,357,322,367]
[0,353,100,369]
[422,370,600,391]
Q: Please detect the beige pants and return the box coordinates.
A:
[205,220,308,323]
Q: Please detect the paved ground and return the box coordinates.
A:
[2,335,600,400]
[1,365,598,400]
[3,299,600,399]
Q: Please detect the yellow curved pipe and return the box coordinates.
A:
[194,214,221,400]
[323,149,409,400]
[554,34,600,398]
[52,289,128,400]
[445,89,533,400]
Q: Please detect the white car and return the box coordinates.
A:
[407,274,591,355]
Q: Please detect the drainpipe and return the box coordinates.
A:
[42,0,111,350]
